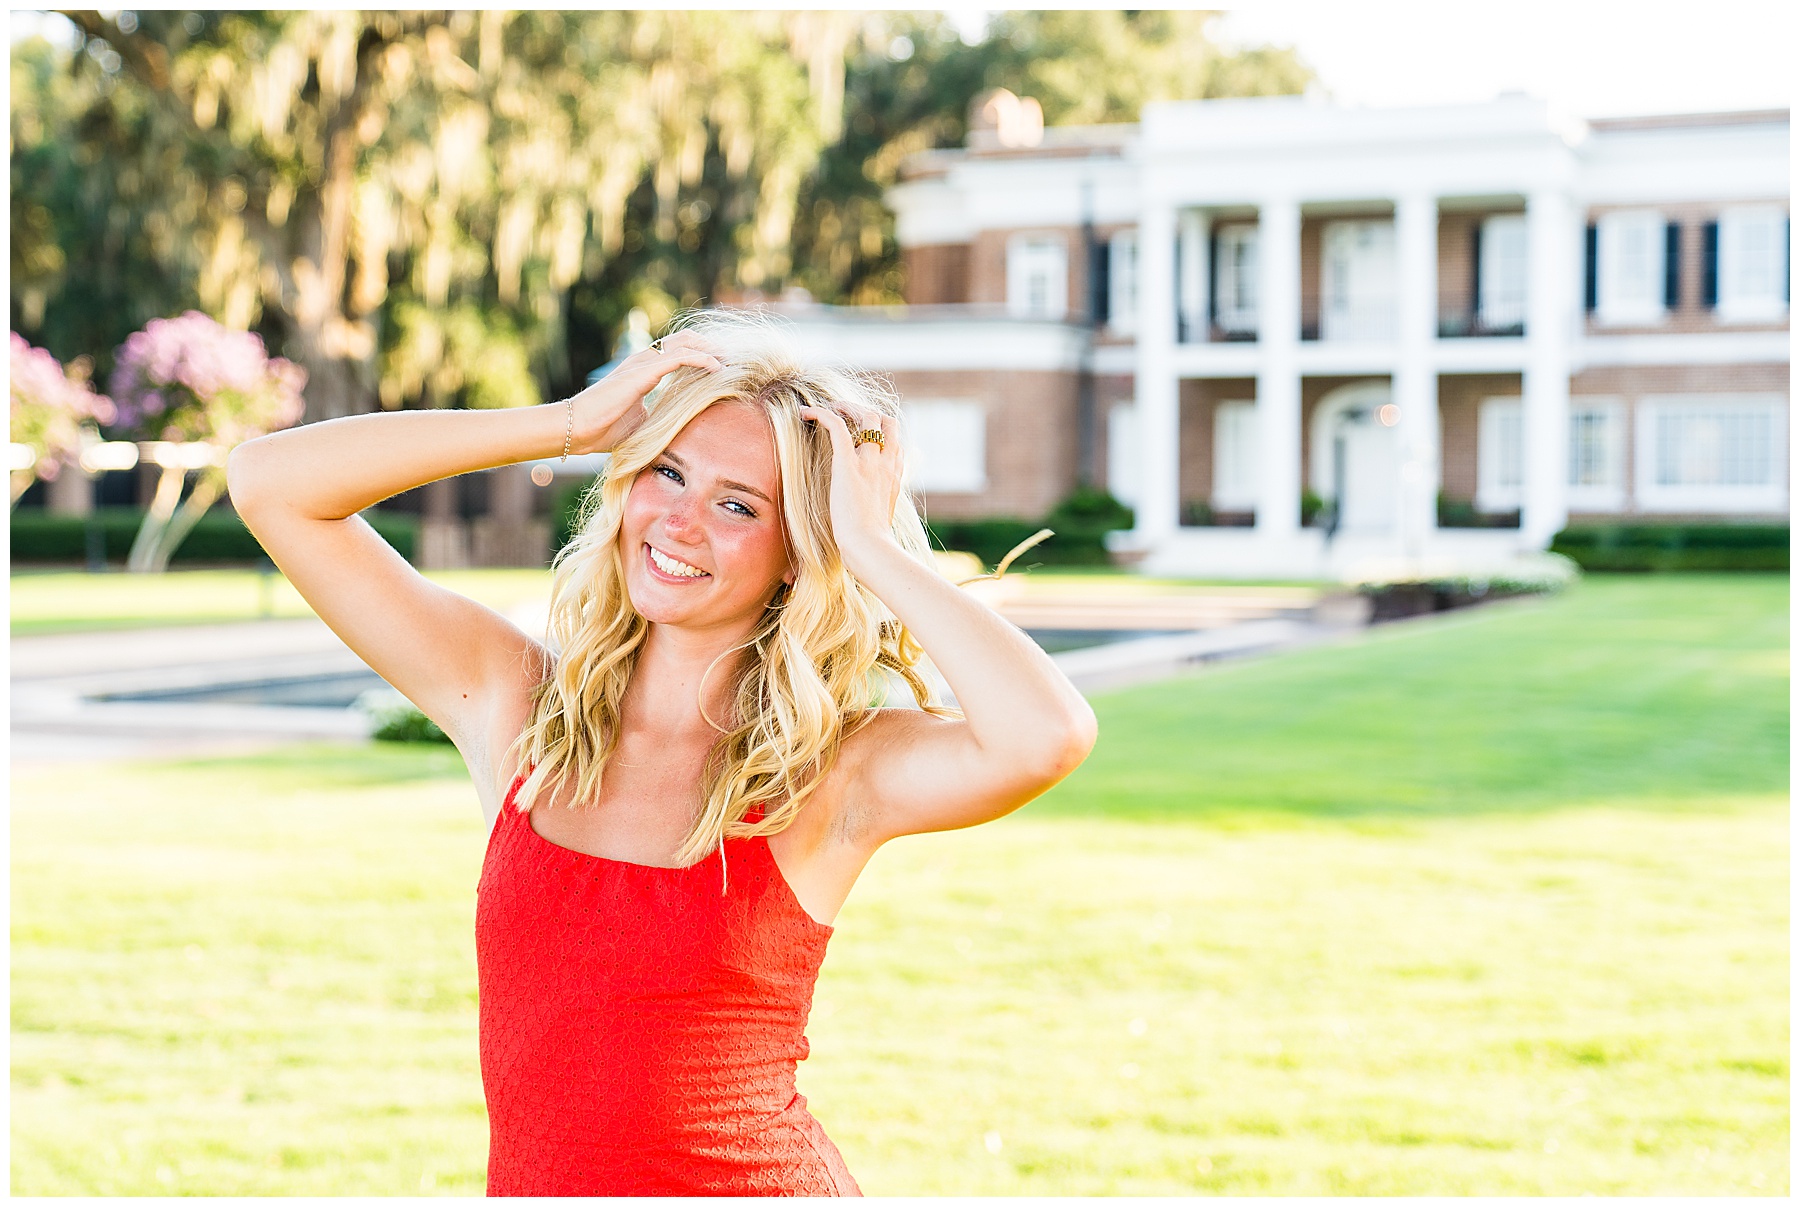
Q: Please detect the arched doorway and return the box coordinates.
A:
[1309,380,1399,534]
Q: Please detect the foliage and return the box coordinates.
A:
[102,310,305,572]
[1437,495,1521,529]
[1552,523,1790,572]
[9,505,416,565]
[15,12,855,418]
[1349,553,1581,622]
[791,12,1312,304]
[929,488,1134,570]
[109,311,305,444]
[9,332,114,502]
[14,11,1314,403]
[356,687,454,745]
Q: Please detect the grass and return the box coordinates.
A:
[10,574,1788,1194]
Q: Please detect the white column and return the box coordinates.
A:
[1132,198,1181,549]
[1522,188,1574,548]
[1178,209,1209,344]
[1394,193,1439,563]
[1255,197,1302,536]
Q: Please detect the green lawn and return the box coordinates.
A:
[10,574,1787,1194]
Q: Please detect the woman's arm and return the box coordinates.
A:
[795,402,1098,846]
[227,336,722,782]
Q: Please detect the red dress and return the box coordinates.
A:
[475,772,861,1197]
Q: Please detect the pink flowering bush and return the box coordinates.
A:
[108,311,306,446]
[9,333,115,482]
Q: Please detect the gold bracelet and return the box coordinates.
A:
[562,396,573,460]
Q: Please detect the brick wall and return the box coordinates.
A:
[901,244,971,304]
[1438,373,1524,500]
[887,367,1083,521]
[1175,378,1257,519]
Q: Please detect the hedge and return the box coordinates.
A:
[1550,523,1788,572]
[10,506,418,564]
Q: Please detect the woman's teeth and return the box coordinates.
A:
[648,545,709,578]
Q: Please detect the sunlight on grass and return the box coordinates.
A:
[10,575,1788,1194]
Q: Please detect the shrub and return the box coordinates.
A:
[355,687,453,744]
[926,487,1134,571]
[1551,523,1789,572]
[10,506,416,564]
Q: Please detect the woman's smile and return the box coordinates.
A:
[645,542,712,581]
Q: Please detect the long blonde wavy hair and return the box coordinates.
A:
[503,309,961,866]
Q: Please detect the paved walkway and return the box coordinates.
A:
[10,587,1372,765]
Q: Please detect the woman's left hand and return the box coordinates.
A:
[796,402,906,570]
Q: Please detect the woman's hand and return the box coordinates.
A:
[797,401,907,572]
[565,331,724,454]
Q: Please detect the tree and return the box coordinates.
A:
[789,10,1313,304]
[8,332,114,506]
[107,311,306,571]
[32,10,853,420]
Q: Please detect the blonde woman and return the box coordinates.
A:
[226,310,1098,1195]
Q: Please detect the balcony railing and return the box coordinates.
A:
[1438,310,1525,339]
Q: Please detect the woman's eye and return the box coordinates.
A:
[724,500,756,518]
[655,464,682,484]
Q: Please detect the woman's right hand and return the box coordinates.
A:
[566,331,724,454]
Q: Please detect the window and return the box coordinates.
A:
[1320,220,1397,341]
[1476,397,1524,512]
[1212,401,1258,510]
[1214,225,1259,335]
[1717,206,1789,323]
[1105,402,1139,508]
[1595,210,1666,326]
[1005,235,1068,320]
[1478,214,1528,332]
[1107,230,1139,334]
[1567,398,1625,511]
[1635,395,1787,513]
[902,401,987,493]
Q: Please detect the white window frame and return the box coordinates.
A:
[1478,213,1529,332]
[1212,400,1258,510]
[1476,396,1524,513]
[1005,233,1068,320]
[1214,225,1259,335]
[1595,209,1667,327]
[1320,219,1398,342]
[1105,400,1139,509]
[1634,394,1788,514]
[1717,205,1789,324]
[1566,397,1626,512]
[1107,229,1139,335]
[901,400,988,493]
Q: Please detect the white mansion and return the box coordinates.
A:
[781,92,1790,578]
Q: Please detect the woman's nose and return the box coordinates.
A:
[662,493,704,538]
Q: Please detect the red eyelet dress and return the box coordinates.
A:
[475,771,861,1196]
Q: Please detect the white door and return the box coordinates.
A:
[1340,421,1400,532]
[1321,220,1398,341]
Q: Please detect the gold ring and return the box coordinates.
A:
[854,428,885,450]
[651,338,666,354]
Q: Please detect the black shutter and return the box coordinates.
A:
[1090,239,1110,327]
[1663,221,1681,309]
[1584,224,1598,312]
[1701,221,1719,308]
[1469,222,1483,329]
[1208,227,1220,329]
[1173,231,1186,342]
